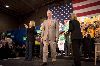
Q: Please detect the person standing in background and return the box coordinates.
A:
[68,13,82,66]
[24,21,37,61]
[64,20,71,56]
[41,10,59,66]
[83,30,91,59]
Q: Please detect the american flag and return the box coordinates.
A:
[72,0,100,17]
[49,2,73,23]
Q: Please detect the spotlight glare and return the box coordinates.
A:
[5,5,9,8]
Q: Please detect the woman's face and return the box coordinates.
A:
[29,22,32,27]
[47,12,52,18]
[29,21,35,27]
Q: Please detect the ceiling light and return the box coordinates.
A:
[5,5,9,8]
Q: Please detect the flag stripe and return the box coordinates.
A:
[77,9,100,17]
[84,13,100,17]
[73,1,100,10]
[73,0,100,8]
[73,0,100,17]
[74,5,100,14]
[72,0,87,4]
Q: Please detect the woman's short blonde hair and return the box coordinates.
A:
[70,13,77,20]
[30,20,35,26]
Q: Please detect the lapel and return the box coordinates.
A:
[50,19,55,27]
[46,18,56,29]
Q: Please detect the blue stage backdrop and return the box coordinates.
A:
[7,26,40,45]
[7,27,27,45]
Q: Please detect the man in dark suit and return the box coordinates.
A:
[68,13,82,66]
[24,21,37,61]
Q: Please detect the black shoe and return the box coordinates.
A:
[72,64,81,66]
[41,62,47,66]
[25,59,32,61]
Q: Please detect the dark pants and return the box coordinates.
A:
[0,48,3,60]
[90,38,95,57]
[40,43,43,58]
[25,41,34,61]
[72,39,81,66]
[83,38,91,58]
[64,40,71,56]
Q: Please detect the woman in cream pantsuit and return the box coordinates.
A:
[41,10,59,66]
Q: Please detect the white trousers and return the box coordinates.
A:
[43,40,56,62]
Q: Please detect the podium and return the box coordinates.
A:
[95,43,100,65]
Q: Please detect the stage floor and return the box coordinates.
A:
[0,57,100,66]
